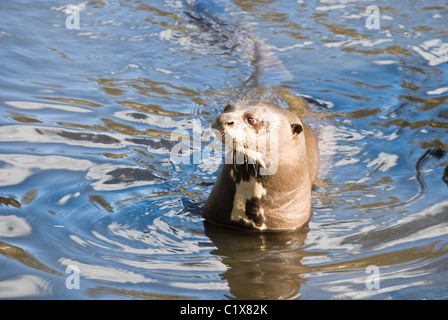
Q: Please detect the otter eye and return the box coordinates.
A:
[245,115,258,127]
[247,117,257,126]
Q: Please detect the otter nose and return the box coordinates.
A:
[219,114,235,127]
[225,120,234,127]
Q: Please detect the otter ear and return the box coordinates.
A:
[291,123,303,136]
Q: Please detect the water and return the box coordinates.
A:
[0,0,447,300]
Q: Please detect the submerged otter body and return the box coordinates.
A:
[203,99,318,232]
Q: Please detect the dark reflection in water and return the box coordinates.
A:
[204,222,309,299]
[0,0,448,299]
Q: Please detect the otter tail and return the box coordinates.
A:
[182,0,293,88]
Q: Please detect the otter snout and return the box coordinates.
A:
[211,113,237,143]
[224,120,234,127]
[215,113,235,127]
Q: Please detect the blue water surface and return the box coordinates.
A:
[0,0,448,299]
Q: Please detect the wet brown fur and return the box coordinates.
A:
[203,99,318,231]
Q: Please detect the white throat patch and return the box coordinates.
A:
[230,179,267,229]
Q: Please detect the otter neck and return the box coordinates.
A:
[228,162,261,182]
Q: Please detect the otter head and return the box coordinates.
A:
[212,100,304,171]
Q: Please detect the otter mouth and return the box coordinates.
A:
[231,140,267,168]
[211,115,274,172]
[213,129,270,173]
